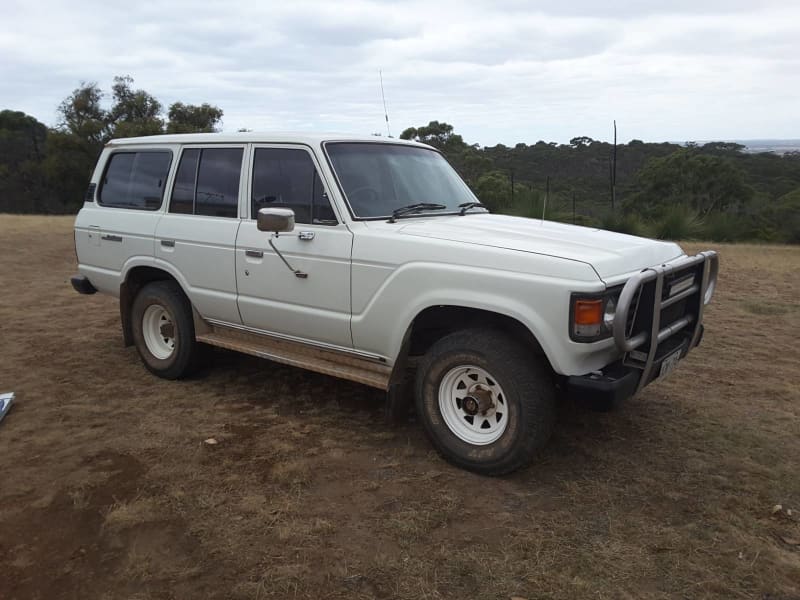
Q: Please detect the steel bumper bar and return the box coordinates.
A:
[612,251,719,393]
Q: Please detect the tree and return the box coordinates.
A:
[107,75,164,138]
[569,136,594,148]
[400,121,465,152]
[769,188,800,243]
[700,141,745,155]
[56,81,107,151]
[43,77,225,211]
[50,82,112,210]
[0,110,48,212]
[472,170,512,211]
[625,149,754,218]
[167,102,223,133]
[42,130,99,210]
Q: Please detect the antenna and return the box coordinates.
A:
[379,70,391,137]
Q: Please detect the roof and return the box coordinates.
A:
[107,131,432,148]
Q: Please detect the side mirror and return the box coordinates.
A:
[257,208,295,233]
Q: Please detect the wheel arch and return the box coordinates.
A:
[120,265,189,347]
[388,304,553,389]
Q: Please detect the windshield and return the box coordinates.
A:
[325,142,478,218]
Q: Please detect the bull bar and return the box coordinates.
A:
[612,251,719,394]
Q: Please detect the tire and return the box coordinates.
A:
[131,281,199,380]
[415,329,556,476]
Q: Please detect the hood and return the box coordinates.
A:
[395,213,683,280]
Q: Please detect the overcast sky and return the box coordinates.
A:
[2,0,798,145]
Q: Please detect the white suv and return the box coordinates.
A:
[72,133,718,475]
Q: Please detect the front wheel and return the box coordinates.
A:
[415,329,556,475]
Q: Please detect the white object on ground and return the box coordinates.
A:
[0,392,14,424]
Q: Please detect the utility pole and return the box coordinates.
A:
[510,168,515,206]
[611,119,617,211]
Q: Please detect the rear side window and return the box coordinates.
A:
[251,148,337,224]
[99,151,172,210]
[169,147,243,218]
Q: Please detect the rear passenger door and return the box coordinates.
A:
[155,145,246,324]
[235,145,353,348]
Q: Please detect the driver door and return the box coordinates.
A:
[234,145,353,348]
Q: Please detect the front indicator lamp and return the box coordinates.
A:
[573,299,603,338]
[570,289,621,342]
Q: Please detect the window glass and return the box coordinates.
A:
[169,148,199,214]
[326,143,476,218]
[99,151,171,210]
[252,148,336,224]
[195,148,243,218]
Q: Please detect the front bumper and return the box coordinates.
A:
[563,363,640,404]
[564,324,704,405]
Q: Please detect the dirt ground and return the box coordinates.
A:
[0,214,798,600]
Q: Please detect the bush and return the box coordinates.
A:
[599,211,649,237]
[651,206,702,241]
[699,212,773,242]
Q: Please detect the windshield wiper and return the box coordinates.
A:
[388,203,447,222]
[458,201,489,215]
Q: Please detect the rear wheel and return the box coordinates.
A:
[131,281,199,379]
[415,329,556,475]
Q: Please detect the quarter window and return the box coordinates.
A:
[99,151,172,210]
[251,148,337,225]
[169,147,243,218]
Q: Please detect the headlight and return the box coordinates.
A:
[603,296,617,328]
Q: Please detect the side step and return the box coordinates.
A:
[196,324,392,390]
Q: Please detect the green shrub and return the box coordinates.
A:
[651,206,702,241]
[599,211,649,237]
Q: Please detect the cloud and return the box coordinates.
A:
[1,0,798,144]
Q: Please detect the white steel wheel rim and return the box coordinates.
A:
[438,365,509,445]
[142,304,176,360]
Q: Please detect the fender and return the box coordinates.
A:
[351,261,619,376]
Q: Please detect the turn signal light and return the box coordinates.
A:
[572,298,604,339]
[570,289,623,342]
[574,299,603,325]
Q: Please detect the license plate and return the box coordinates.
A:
[659,349,682,379]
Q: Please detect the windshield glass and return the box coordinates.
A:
[325,142,478,218]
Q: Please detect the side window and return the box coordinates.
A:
[169,148,199,215]
[169,147,243,218]
[251,148,337,225]
[99,151,171,210]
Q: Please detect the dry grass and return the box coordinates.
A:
[0,214,798,599]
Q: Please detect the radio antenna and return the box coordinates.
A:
[379,70,391,137]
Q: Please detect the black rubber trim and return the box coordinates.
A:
[70,274,97,295]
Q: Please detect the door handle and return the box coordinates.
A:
[245,249,264,258]
[101,234,122,242]
[298,231,315,241]
[160,239,175,248]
